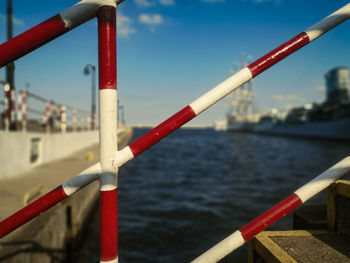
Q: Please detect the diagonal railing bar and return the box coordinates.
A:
[0,0,124,69]
[26,91,50,104]
[192,156,350,263]
[0,162,101,239]
[114,3,350,169]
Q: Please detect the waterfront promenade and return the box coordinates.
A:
[0,127,132,262]
[0,143,100,220]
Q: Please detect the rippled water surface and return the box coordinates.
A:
[76,128,350,262]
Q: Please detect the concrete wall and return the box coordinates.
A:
[0,131,99,179]
[0,181,100,263]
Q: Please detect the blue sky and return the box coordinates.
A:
[0,0,350,126]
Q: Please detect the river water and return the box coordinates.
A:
[75,128,350,263]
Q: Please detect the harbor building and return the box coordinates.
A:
[325,67,350,105]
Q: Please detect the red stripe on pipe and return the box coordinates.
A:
[0,186,67,238]
[240,193,302,241]
[98,6,117,90]
[0,15,67,68]
[129,105,196,157]
[100,189,118,261]
[247,32,310,77]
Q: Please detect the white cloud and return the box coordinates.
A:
[134,0,153,7]
[201,0,225,2]
[269,84,326,110]
[139,14,164,32]
[270,94,306,104]
[0,14,24,26]
[158,0,175,5]
[139,13,164,25]
[117,13,135,38]
[13,17,24,26]
[240,0,282,3]
[314,85,326,92]
[134,0,175,7]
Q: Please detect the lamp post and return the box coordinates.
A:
[6,0,16,130]
[83,64,96,130]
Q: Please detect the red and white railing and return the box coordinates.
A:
[0,1,121,262]
[191,156,350,263]
[17,90,27,131]
[1,81,13,131]
[1,87,92,132]
[17,90,91,132]
[0,1,349,263]
[44,101,52,132]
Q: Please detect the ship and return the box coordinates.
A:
[214,56,260,132]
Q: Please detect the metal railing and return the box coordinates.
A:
[1,86,94,133]
[0,1,350,262]
[26,90,94,132]
[11,89,94,132]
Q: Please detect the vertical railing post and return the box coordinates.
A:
[60,105,67,133]
[3,84,10,131]
[6,0,16,131]
[9,88,15,129]
[44,102,52,133]
[22,91,27,131]
[98,3,118,263]
[17,90,27,131]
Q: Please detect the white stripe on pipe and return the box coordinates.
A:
[60,0,117,29]
[100,257,118,263]
[305,4,350,41]
[100,90,118,173]
[62,162,101,196]
[295,156,350,203]
[191,230,244,263]
[100,173,118,191]
[99,89,118,191]
[114,146,134,167]
[189,67,252,115]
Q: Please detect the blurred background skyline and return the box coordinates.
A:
[0,0,349,126]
